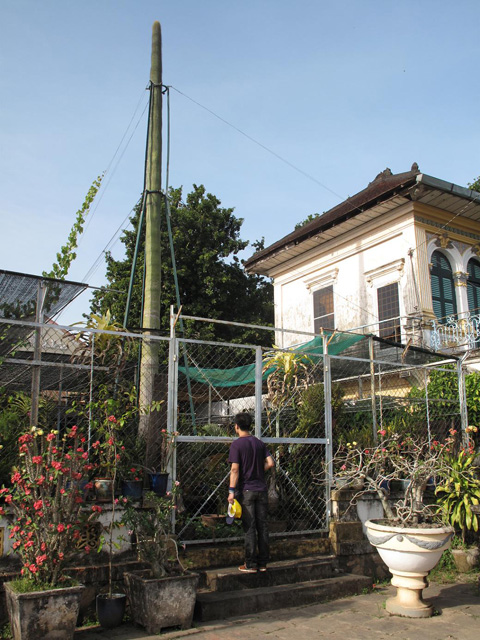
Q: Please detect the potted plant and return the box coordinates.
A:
[0,425,100,640]
[122,484,199,634]
[435,431,480,573]
[144,428,177,496]
[94,410,127,629]
[330,430,455,618]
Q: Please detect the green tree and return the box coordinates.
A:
[89,184,273,345]
[468,176,480,193]
[294,212,320,230]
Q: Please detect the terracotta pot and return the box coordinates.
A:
[4,581,84,640]
[201,514,226,528]
[365,519,453,618]
[123,569,199,634]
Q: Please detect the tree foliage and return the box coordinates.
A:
[89,184,273,344]
[468,176,480,193]
[294,212,320,230]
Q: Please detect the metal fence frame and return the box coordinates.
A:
[0,311,468,546]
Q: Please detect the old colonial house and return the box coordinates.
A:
[245,164,480,355]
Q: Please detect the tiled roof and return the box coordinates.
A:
[245,164,421,270]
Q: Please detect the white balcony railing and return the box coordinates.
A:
[430,312,480,351]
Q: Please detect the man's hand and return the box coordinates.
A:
[228,492,235,505]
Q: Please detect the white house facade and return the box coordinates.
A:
[245,165,480,354]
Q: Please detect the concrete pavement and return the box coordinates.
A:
[76,579,480,640]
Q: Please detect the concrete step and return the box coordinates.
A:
[199,555,336,592]
[194,573,373,622]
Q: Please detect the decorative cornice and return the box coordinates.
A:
[416,216,480,242]
[304,268,339,291]
[364,259,405,288]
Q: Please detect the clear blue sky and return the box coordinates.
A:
[1,0,479,324]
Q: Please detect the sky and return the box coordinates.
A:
[1,0,480,325]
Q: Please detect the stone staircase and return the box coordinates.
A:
[194,554,372,621]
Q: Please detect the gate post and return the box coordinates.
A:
[323,334,333,523]
[255,346,263,437]
[167,308,179,475]
[369,337,378,444]
[457,359,468,443]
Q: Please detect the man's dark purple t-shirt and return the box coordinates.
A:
[228,435,271,492]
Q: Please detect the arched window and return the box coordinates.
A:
[430,250,457,321]
[467,258,480,315]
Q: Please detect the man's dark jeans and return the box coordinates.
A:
[239,490,269,568]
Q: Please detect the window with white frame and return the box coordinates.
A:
[313,286,334,333]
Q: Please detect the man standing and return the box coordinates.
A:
[228,412,275,573]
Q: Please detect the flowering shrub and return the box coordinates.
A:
[329,430,456,526]
[122,483,183,578]
[0,425,100,587]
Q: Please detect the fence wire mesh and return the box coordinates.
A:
[0,316,468,546]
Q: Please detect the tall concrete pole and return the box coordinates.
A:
[139,21,162,437]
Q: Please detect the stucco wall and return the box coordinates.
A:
[272,207,418,347]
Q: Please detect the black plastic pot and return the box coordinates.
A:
[96,593,126,629]
[148,472,169,496]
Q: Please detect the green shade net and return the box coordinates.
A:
[178,332,365,388]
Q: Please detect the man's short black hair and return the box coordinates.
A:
[235,412,252,431]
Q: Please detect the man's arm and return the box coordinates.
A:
[264,455,275,471]
[228,462,240,504]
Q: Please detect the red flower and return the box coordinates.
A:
[57,524,65,533]
[46,433,56,442]
[32,456,42,464]
[28,564,38,574]
[33,500,43,511]
[108,415,117,423]
[91,505,102,513]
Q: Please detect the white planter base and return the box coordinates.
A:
[387,570,432,618]
[365,519,453,619]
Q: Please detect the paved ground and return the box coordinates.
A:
[76,579,480,640]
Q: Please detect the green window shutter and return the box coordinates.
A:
[467,258,480,314]
[430,250,457,322]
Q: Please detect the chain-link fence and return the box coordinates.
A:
[0,313,468,546]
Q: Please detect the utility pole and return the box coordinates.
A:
[139,21,162,439]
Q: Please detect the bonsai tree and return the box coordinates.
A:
[327,430,456,526]
[122,485,184,578]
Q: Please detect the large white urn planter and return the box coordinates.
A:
[365,519,453,618]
